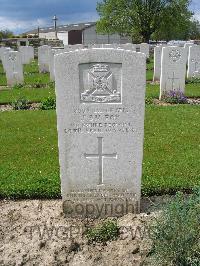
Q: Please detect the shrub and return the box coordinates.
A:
[40,97,56,110]
[149,191,200,266]
[162,90,188,104]
[86,220,120,244]
[11,97,29,110]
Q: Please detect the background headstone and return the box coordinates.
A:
[19,46,34,64]
[187,45,200,78]
[160,46,187,99]
[140,43,150,58]
[55,48,146,218]
[5,51,24,86]
[153,45,165,81]
[38,45,51,73]
[49,49,63,81]
[184,42,194,58]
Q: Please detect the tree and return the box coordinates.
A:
[0,30,13,40]
[96,0,193,43]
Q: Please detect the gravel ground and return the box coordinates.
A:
[0,199,156,266]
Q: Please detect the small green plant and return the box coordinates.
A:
[40,96,56,110]
[86,220,120,244]
[12,83,24,90]
[149,191,200,266]
[145,97,154,105]
[11,97,29,110]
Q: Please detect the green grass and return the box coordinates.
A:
[0,110,60,199]
[146,57,154,81]
[143,105,200,195]
[0,107,199,199]
[0,87,55,104]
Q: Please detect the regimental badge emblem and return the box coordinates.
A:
[81,64,121,103]
[8,54,17,62]
[169,49,181,62]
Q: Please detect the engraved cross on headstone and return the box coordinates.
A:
[84,137,117,185]
[168,71,179,90]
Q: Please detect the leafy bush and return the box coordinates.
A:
[11,97,29,110]
[40,97,56,110]
[149,191,200,266]
[86,220,119,244]
[162,90,188,104]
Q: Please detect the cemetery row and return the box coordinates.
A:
[0,42,199,101]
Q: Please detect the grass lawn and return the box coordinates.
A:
[0,106,199,199]
[0,83,200,105]
[0,87,55,104]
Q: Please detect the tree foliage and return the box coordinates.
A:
[0,30,13,40]
[96,0,194,42]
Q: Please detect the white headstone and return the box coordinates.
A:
[1,48,13,72]
[184,42,194,58]
[19,46,34,64]
[160,46,187,99]
[140,43,150,58]
[187,45,200,78]
[5,51,24,86]
[49,49,63,81]
[153,45,165,81]
[38,45,51,73]
[55,48,146,218]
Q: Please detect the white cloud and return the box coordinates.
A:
[193,11,200,22]
[0,16,47,33]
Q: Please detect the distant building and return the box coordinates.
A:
[24,22,130,45]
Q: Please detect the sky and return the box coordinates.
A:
[0,0,199,34]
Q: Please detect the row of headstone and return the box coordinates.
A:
[63,43,149,57]
[153,43,199,99]
[37,42,150,83]
[0,46,34,86]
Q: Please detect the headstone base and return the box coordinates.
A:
[63,188,140,218]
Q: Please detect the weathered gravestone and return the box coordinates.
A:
[140,43,150,58]
[38,45,51,73]
[153,45,165,82]
[160,46,187,99]
[19,46,34,64]
[55,48,146,218]
[187,45,200,78]
[5,51,24,86]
